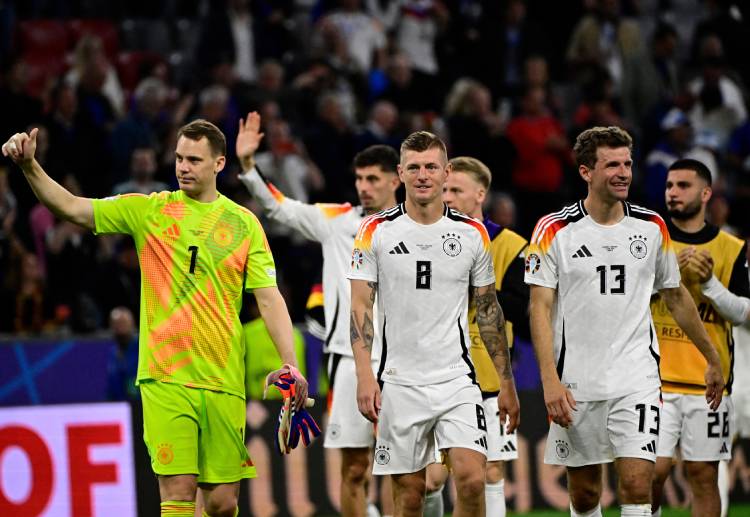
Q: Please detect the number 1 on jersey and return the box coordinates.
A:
[188,245,199,274]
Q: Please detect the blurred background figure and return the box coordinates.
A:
[105,306,139,402]
[112,146,169,195]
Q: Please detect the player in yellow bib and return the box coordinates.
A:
[651,159,750,517]
[423,156,528,517]
[2,120,309,517]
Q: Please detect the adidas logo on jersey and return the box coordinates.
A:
[389,242,410,254]
[474,437,488,449]
[720,442,729,454]
[641,440,656,453]
[571,245,593,258]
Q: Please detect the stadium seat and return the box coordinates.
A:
[67,19,119,59]
[116,50,165,92]
[22,54,67,99]
[17,20,69,59]
[119,19,172,55]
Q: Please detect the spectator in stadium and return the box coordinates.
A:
[237,111,400,517]
[651,158,750,517]
[444,78,511,188]
[65,34,124,118]
[3,119,309,517]
[355,100,401,151]
[110,77,169,180]
[425,156,528,517]
[526,126,723,517]
[304,92,358,202]
[565,0,644,94]
[621,22,680,134]
[350,131,519,517]
[505,85,570,236]
[644,108,720,210]
[377,52,438,114]
[314,0,387,75]
[105,306,140,401]
[686,34,747,150]
[112,146,170,195]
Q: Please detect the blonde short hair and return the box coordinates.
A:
[448,156,491,190]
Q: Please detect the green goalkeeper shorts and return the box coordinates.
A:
[140,381,256,483]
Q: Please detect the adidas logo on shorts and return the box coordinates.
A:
[502,442,517,453]
[720,442,729,454]
[474,437,488,449]
[641,440,656,453]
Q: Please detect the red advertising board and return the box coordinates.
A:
[0,403,136,517]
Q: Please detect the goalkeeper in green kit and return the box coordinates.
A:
[2,117,319,517]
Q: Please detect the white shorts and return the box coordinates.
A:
[545,388,661,467]
[324,354,376,449]
[657,392,734,461]
[483,395,518,462]
[373,376,486,475]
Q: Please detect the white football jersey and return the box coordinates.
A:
[239,168,370,356]
[348,204,495,386]
[525,200,680,401]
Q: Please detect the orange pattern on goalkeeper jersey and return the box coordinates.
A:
[93,189,277,396]
[141,234,176,317]
[161,201,187,219]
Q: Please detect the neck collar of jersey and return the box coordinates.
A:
[578,199,632,217]
[666,218,719,244]
[179,189,223,209]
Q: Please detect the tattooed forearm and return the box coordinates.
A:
[350,312,361,344]
[362,312,374,351]
[367,281,377,303]
[474,289,513,380]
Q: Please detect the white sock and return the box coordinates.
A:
[485,479,506,517]
[718,459,729,517]
[620,503,651,516]
[570,503,602,516]
[651,508,661,517]
[423,486,444,517]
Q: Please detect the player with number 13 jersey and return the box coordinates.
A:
[526,199,679,401]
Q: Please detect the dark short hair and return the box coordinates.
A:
[573,126,633,168]
[669,158,712,186]
[400,131,447,161]
[177,119,226,157]
[353,145,399,174]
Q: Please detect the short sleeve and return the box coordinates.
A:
[524,240,558,289]
[653,217,681,290]
[348,216,379,282]
[244,213,278,291]
[92,193,150,236]
[470,227,495,288]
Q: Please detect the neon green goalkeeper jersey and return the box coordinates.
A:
[93,190,277,398]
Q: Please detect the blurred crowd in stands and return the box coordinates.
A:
[1,0,749,336]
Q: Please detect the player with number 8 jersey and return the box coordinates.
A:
[348,131,519,517]
[351,202,494,386]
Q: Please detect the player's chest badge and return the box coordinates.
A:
[628,234,648,259]
[441,232,462,257]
